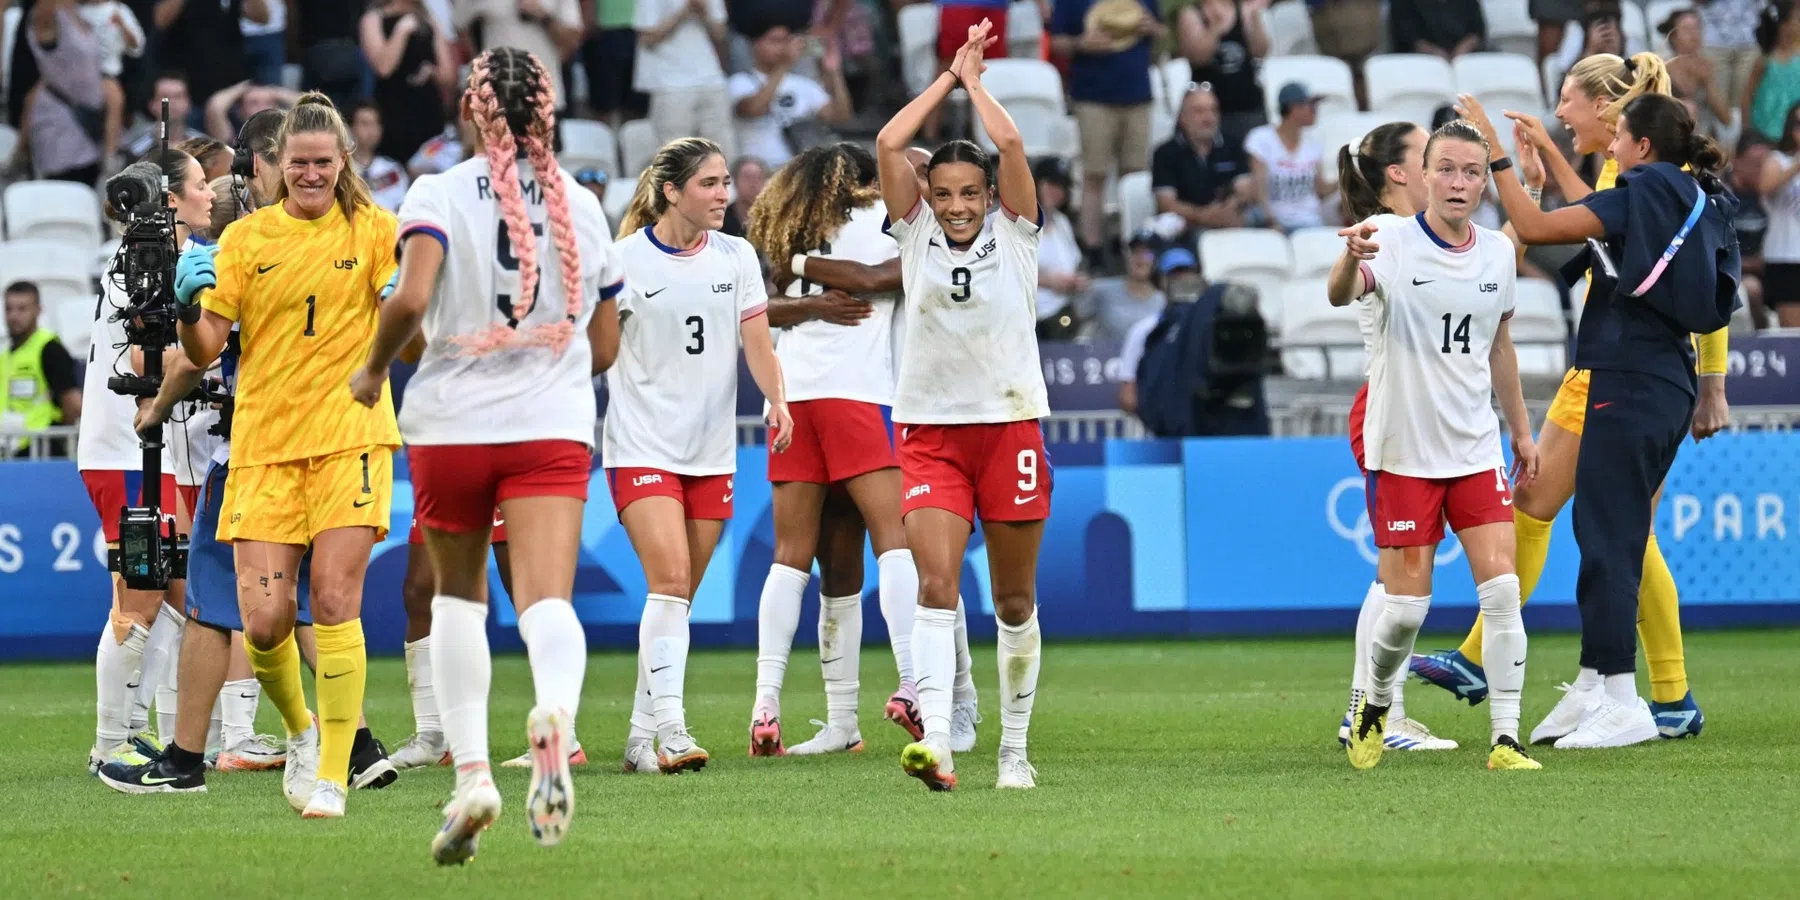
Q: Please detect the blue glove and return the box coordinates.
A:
[174,244,219,307]
[379,269,399,302]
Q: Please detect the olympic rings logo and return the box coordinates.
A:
[1326,477,1464,566]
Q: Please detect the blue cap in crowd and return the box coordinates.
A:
[1158,247,1198,275]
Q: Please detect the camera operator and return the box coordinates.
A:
[1128,247,1271,436]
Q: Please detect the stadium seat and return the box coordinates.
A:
[1287,227,1343,278]
[0,7,17,95]
[1008,0,1043,59]
[1482,0,1537,56]
[618,119,657,179]
[1620,2,1648,51]
[603,186,631,233]
[1262,1,1317,57]
[1150,57,1192,116]
[3,181,101,248]
[560,119,619,175]
[1116,171,1155,247]
[1453,53,1545,123]
[1279,278,1364,379]
[973,59,1077,158]
[1645,0,1693,56]
[1364,54,1456,128]
[280,63,303,91]
[0,240,96,354]
[1510,277,1570,376]
[1259,55,1356,121]
[1199,228,1291,326]
[1312,112,1392,170]
[897,3,941,96]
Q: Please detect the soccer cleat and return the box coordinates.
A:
[1487,735,1543,770]
[657,730,710,774]
[1385,717,1458,751]
[621,740,660,774]
[503,742,587,768]
[215,734,286,772]
[950,701,981,753]
[349,731,398,790]
[787,720,865,756]
[97,755,207,794]
[996,748,1036,789]
[283,719,321,812]
[900,739,955,791]
[885,684,924,741]
[432,772,501,866]
[129,730,167,762]
[1336,689,1362,746]
[1409,649,1489,705]
[1554,697,1660,749]
[88,742,151,775]
[1650,691,1705,739]
[388,731,451,769]
[1345,697,1389,770]
[300,780,347,819]
[1530,680,1605,745]
[525,707,575,847]
[748,704,785,757]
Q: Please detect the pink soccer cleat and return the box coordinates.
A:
[885,683,924,741]
[748,704,785,757]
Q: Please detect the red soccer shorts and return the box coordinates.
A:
[938,4,1009,62]
[897,421,1051,524]
[409,509,508,544]
[768,398,898,485]
[80,471,186,542]
[607,468,734,520]
[1364,467,1514,547]
[408,440,591,534]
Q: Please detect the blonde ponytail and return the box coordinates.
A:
[273,92,376,225]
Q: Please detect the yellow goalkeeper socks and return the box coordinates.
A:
[1638,535,1689,703]
[244,631,312,736]
[1458,508,1554,667]
[313,619,367,789]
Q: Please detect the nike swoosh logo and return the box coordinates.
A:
[1512,660,1525,666]
[257,263,280,274]
[1502,496,1513,506]
[141,774,179,785]
[930,239,941,248]
[322,670,348,679]
[126,681,141,689]
[1013,495,1037,505]
[353,499,374,508]
[821,657,843,664]
[721,493,733,503]
[650,665,671,673]
[1013,690,1035,700]
[1594,401,1614,409]
[644,288,666,298]
[237,693,257,699]
[1411,278,1433,285]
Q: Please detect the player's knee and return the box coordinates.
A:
[644,571,692,601]
[916,569,959,610]
[771,539,814,573]
[1513,480,1560,522]
[819,563,863,599]
[1381,592,1431,632]
[240,616,285,651]
[401,568,435,618]
[992,590,1034,626]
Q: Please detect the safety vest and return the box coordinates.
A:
[2,328,61,451]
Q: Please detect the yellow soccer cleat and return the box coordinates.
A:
[1487,735,1543,770]
[1345,697,1389,770]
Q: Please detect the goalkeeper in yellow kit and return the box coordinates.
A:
[174,93,400,817]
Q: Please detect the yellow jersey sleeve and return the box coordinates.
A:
[364,208,400,299]
[201,215,258,323]
[1695,326,1729,375]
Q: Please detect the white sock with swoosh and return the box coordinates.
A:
[997,608,1041,753]
[1478,574,1525,743]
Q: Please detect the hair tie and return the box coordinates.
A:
[1623,56,1637,75]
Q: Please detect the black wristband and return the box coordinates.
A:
[1489,157,1515,174]
[179,303,203,325]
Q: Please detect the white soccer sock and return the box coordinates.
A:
[155,606,184,743]
[754,565,810,707]
[1574,666,1603,689]
[628,657,655,744]
[96,619,150,750]
[404,636,440,735]
[1350,581,1381,700]
[132,603,181,733]
[877,550,918,685]
[1391,673,1409,722]
[1368,591,1430,707]
[911,605,957,743]
[1603,672,1638,704]
[996,608,1042,753]
[519,599,587,721]
[430,595,492,769]
[819,593,863,730]
[952,595,976,704]
[1478,574,1526,743]
[639,593,691,740]
[220,678,259,748]
[208,692,224,752]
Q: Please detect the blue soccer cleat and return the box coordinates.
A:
[1409,649,1489,706]
[1650,691,1705,739]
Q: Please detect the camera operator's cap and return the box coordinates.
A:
[1277,82,1319,114]
[1158,247,1199,275]
[575,167,608,186]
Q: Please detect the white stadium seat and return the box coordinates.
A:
[1199,228,1291,326]
[1510,276,1570,376]
[560,119,619,175]
[1312,111,1393,173]
[1453,53,1545,124]
[1364,54,1456,128]
[1262,1,1317,57]
[1,7,18,94]
[1007,0,1043,60]
[1279,278,1364,379]
[1259,55,1356,121]
[1482,0,1537,56]
[618,119,658,180]
[1286,227,1344,278]
[1150,57,1192,116]
[974,59,1077,158]
[1115,171,1156,247]
[3,181,101,248]
[1620,2,1648,52]
[897,3,941,96]
[0,239,96,355]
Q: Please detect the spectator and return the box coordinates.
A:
[1088,232,1166,343]
[1151,86,1254,241]
[407,119,472,177]
[925,0,1011,140]
[240,0,286,87]
[153,0,268,114]
[293,0,365,110]
[1702,0,1765,134]
[636,0,737,159]
[77,0,145,163]
[202,79,301,142]
[361,0,454,163]
[1176,0,1269,145]
[350,103,411,211]
[1118,246,1202,417]
[455,0,585,111]
[1035,156,1089,339]
[24,0,106,183]
[1310,0,1384,106]
[2,282,82,455]
[574,165,609,208]
[1387,0,1486,59]
[1749,3,1800,143]
[1245,82,1329,232]
[1051,0,1165,255]
[1760,106,1800,326]
[578,0,648,124]
[1531,0,1580,70]
[721,156,768,237]
[730,26,852,167]
[1549,1,1639,89]
[1662,10,1733,136]
[1737,140,1772,328]
[122,71,193,159]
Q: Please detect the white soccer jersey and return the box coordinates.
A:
[1355,212,1516,479]
[396,157,624,447]
[777,203,900,405]
[604,228,768,475]
[77,273,143,472]
[886,201,1050,425]
[158,236,223,484]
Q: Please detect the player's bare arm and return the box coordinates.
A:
[792,257,902,295]
[351,234,443,407]
[741,311,793,452]
[588,295,621,373]
[1488,317,1539,486]
[1327,221,1377,306]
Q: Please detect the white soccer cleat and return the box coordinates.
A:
[950,701,981,753]
[621,740,660,774]
[657,729,710,774]
[215,734,286,772]
[786,720,865,756]
[389,731,450,770]
[996,748,1037,790]
[432,772,502,866]
[300,780,347,819]
[1553,696,1660,749]
[1530,681,1605,745]
[525,707,575,847]
[283,718,321,812]
[1386,717,1458,751]
[502,741,586,768]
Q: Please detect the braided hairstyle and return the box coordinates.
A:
[746,143,881,269]
[460,46,584,356]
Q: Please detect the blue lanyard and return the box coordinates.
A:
[1630,186,1706,297]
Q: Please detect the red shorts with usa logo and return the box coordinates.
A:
[408,440,590,535]
[768,398,898,485]
[897,421,1050,524]
[81,471,189,542]
[1350,385,1513,548]
[607,468,734,520]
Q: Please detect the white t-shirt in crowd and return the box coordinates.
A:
[1354,212,1516,479]
[778,203,900,405]
[727,69,829,167]
[408,125,466,177]
[604,228,768,474]
[1244,125,1325,230]
[887,200,1051,424]
[1118,310,1162,384]
[1763,152,1800,263]
[396,157,624,447]
[360,155,411,212]
[634,0,729,93]
[1035,208,1082,319]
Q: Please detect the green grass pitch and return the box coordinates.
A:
[3,631,1797,898]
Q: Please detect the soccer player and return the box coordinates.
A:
[609,136,792,775]
[172,93,402,818]
[1414,58,1721,745]
[352,46,624,863]
[876,20,1048,791]
[1329,119,1542,772]
[1481,93,1736,749]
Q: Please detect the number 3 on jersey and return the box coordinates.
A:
[495,223,544,326]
